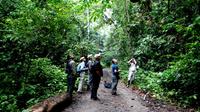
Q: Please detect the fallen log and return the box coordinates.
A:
[29,93,72,112]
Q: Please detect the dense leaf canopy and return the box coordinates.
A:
[0,0,199,111]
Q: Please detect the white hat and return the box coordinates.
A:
[112,58,117,63]
[87,54,93,58]
[94,53,101,58]
[80,57,85,61]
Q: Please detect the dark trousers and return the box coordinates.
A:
[91,76,101,99]
[67,75,76,97]
[87,73,92,89]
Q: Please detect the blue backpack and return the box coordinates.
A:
[76,64,82,74]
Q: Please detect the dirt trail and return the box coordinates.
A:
[62,69,149,112]
[61,69,190,112]
[31,69,189,112]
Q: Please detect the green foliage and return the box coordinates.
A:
[135,69,163,96]
[108,0,200,108]
[21,58,66,106]
[119,70,129,82]
[1,0,104,111]
[0,95,18,112]
[102,50,116,67]
[1,0,199,111]
[161,52,200,106]
[0,57,66,111]
[28,58,66,93]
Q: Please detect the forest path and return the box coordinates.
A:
[61,69,187,112]
[62,69,149,112]
[31,69,187,112]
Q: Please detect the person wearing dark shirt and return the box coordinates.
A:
[111,59,120,95]
[65,54,76,97]
[90,54,103,100]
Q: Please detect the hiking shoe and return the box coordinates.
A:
[91,97,100,100]
[77,91,83,94]
[111,92,117,95]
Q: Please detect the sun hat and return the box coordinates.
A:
[87,54,93,58]
[94,53,101,58]
[68,54,74,59]
[80,57,85,61]
[112,58,117,63]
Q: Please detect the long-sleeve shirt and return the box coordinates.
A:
[65,59,76,76]
[70,60,76,75]
[112,63,119,76]
[128,58,137,72]
[77,61,86,73]
[92,61,103,77]
[129,63,136,72]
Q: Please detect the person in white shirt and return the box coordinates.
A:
[127,58,137,87]
[77,57,87,93]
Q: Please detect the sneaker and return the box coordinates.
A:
[111,92,117,95]
[87,85,90,91]
[91,97,100,100]
[77,91,82,94]
[128,80,130,85]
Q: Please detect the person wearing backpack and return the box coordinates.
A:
[111,58,120,95]
[65,54,76,97]
[90,54,103,100]
[77,57,87,94]
[127,58,137,87]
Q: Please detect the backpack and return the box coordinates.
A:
[104,82,112,89]
[76,63,82,75]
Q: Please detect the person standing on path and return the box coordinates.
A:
[77,57,87,94]
[65,54,76,97]
[90,54,103,100]
[127,58,137,87]
[87,54,93,90]
[111,59,120,95]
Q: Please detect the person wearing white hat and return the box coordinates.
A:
[94,53,101,59]
[77,57,87,93]
[127,58,137,87]
[87,54,93,58]
[90,53,103,100]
